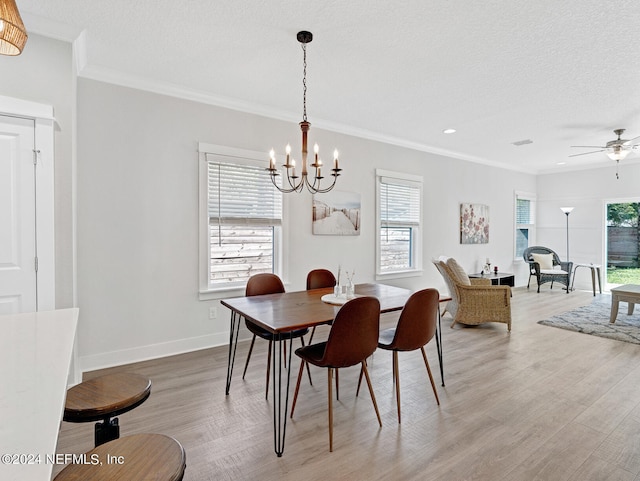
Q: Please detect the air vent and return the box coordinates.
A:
[512,139,533,146]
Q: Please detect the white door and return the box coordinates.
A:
[0,114,37,314]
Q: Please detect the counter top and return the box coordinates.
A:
[0,308,79,481]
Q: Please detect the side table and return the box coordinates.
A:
[469,272,515,287]
[570,263,602,296]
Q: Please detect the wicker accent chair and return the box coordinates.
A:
[433,257,512,331]
[523,246,573,294]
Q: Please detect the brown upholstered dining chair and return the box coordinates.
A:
[306,269,337,344]
[372,288,440,423]
[306,269,337,290]
[290,296,382,452]
[242,273,309,399]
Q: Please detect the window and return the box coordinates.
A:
[376,169,423,278]
[515,191,536,259]
[199,143,282,292]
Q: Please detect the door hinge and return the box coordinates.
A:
[33,149,40,165]
[34,256,39,273]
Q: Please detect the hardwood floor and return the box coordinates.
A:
[54,288,640,480]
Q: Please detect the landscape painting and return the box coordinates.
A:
[460,203,489,244]
[312,191,361,235]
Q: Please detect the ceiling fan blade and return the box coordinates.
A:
[570,145,607,149]
[622,135,640,145]
[568,149,605,157]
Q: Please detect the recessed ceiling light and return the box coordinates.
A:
[557,161,567,165]
[443,128,456,134]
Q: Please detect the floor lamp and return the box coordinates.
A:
[560,207,574,261]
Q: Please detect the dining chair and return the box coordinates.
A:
[290,296,382,452]
[306,269,337,290]
[242,273,310,399]
[306,269,337,345]
[361,288,440,423]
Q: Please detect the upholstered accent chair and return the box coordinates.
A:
[523,246,573,294]
[433,257,512,331]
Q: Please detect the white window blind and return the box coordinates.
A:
[515,192,536,259]
[379,176,421,228]
[208,160,282,226]
[377,171,423,276]
[206,155,282,287]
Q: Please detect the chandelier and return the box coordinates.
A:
[267,31,341,193]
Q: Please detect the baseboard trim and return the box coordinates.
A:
[79,331,240,374]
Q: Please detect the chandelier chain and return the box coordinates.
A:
[302,43,307,122]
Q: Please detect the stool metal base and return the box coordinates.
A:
[95,417,120,447]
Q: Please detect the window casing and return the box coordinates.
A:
[515,191,536,259]
[199,144,282,293]
[376,169,423,278]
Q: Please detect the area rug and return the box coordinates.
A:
[538,296,640,345]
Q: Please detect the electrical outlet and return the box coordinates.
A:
[209,306,218,319]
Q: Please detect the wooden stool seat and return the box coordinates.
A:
[64,373,151,446]
[54,433,186,481]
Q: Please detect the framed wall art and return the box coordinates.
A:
[312,190,361,235]
[460,203,489,244]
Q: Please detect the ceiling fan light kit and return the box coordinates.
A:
[570,128,640,179]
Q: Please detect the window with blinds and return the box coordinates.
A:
[515,192,536,258]
[206,154,282,287]
[376,170,423,276]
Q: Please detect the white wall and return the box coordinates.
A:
[1,34,539,372]
[75,78,536,371]
[536,162,640,290]
[0,34,75,309]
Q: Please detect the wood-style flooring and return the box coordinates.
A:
[54,288,640,480]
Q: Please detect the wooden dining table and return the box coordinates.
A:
[220,283,445,456]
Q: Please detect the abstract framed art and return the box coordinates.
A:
[460,203,489,244]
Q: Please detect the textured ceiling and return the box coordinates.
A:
[18,0,640,175]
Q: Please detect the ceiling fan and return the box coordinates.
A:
[570,128,640,179]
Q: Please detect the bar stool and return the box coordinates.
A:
[54,433,186,481]
[64,372,151,447]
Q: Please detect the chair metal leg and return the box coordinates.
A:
[242,334,257,379]
[300,336,313,386]
[361,361,382,427]
[421,347,440,405]
[356,364,364,396]
[308,326,316,344]
[335,368,339,401]
[328,368,334,452]
[393,351,401,423]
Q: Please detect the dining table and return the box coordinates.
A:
[220,282,445,456]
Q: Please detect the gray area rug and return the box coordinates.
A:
[538,296,640,345]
